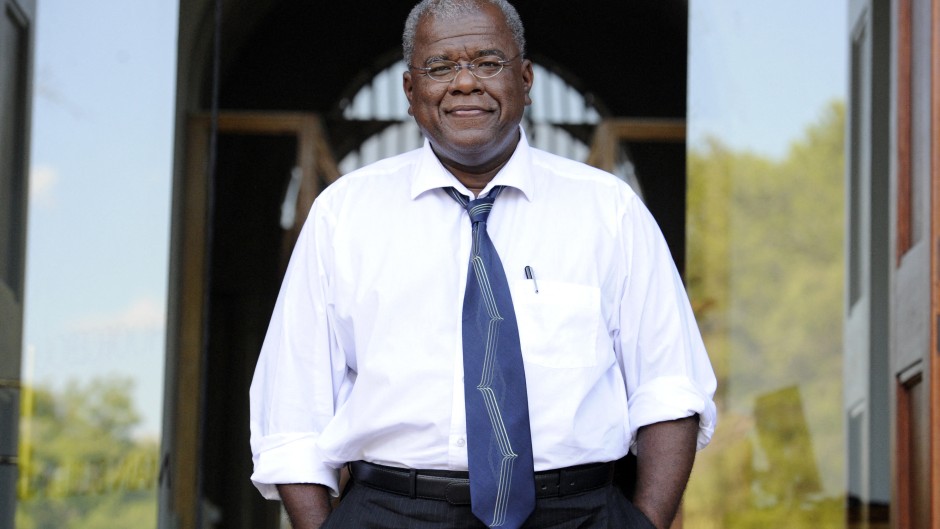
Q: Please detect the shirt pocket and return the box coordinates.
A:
[510,279,601,368]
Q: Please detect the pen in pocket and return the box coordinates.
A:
[524,265,539,294]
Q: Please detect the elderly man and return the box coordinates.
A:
[249,1,717,528]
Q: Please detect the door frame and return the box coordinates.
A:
[892,0,939,526]
[160,111,337,529]
[0,0,35,527]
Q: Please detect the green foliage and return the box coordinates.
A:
[684,102,846,528]
[16,377,159,529]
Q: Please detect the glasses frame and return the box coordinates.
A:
[409,53,523,83]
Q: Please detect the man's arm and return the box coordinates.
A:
[277,484,332,529]
[632,414,700,529]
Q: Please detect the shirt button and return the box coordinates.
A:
[456,437,466,447]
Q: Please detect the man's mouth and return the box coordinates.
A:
[446,106,492,117]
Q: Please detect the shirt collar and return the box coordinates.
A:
[410,126,535,201]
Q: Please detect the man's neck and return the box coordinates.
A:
[434,143,517,198]
[464,185,486,197]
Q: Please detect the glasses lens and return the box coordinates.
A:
[421,57,508,81]
[472,57,504,78]
[426,61,457,81]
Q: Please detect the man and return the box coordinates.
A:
[249,1,717,528]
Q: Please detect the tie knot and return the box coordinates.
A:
[467,195,495,224]
[448,186,504,224]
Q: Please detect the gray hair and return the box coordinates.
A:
[402,0,526,65]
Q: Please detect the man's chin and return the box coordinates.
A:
[443,125,517,149]
[435,138,504,165]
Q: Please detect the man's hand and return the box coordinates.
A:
[277,483,332,529]
[632,415,700,529]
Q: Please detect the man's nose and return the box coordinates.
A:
[449,66,482,92]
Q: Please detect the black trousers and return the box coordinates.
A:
[320,479,657,529]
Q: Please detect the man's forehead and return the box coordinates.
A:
[414,10,515,59]
[416,40,510,61]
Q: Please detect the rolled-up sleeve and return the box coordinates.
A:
[249,199,347,499]
[617,195,717,451]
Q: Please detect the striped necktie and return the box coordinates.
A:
[448,186,535,529]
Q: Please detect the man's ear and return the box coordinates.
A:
[521,59,534,106]
[403,71,415,116]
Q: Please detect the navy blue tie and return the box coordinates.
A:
[448,186,535,529]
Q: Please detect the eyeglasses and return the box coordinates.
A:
[409,54,521,82]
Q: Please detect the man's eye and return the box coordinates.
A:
[476,60,501,68]
[428,64,454,74]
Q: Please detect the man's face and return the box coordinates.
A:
[403,4,533,170]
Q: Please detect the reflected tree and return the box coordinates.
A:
[684,101,846,528]
[16,377,158,529]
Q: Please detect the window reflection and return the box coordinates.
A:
[685,101,846,528]
[685,2,847,527]
[16,0,176,527]
[18,377,159,524]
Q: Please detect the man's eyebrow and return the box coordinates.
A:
[422,49,507,65]
[475,49,506,58]
[423,55,451,64]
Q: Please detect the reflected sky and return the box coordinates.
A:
[689,0,847,158]
[24,0,178,437]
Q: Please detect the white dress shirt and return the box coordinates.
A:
[249,130,717,499]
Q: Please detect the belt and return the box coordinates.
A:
[348,460,614,505]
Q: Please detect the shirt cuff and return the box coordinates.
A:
[627,375,717,452]
[251,433,341,499]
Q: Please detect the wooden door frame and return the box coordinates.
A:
[896,0,940,526]
[892,0,940,526]
[585,118,686,171]
[162,111,336,529]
